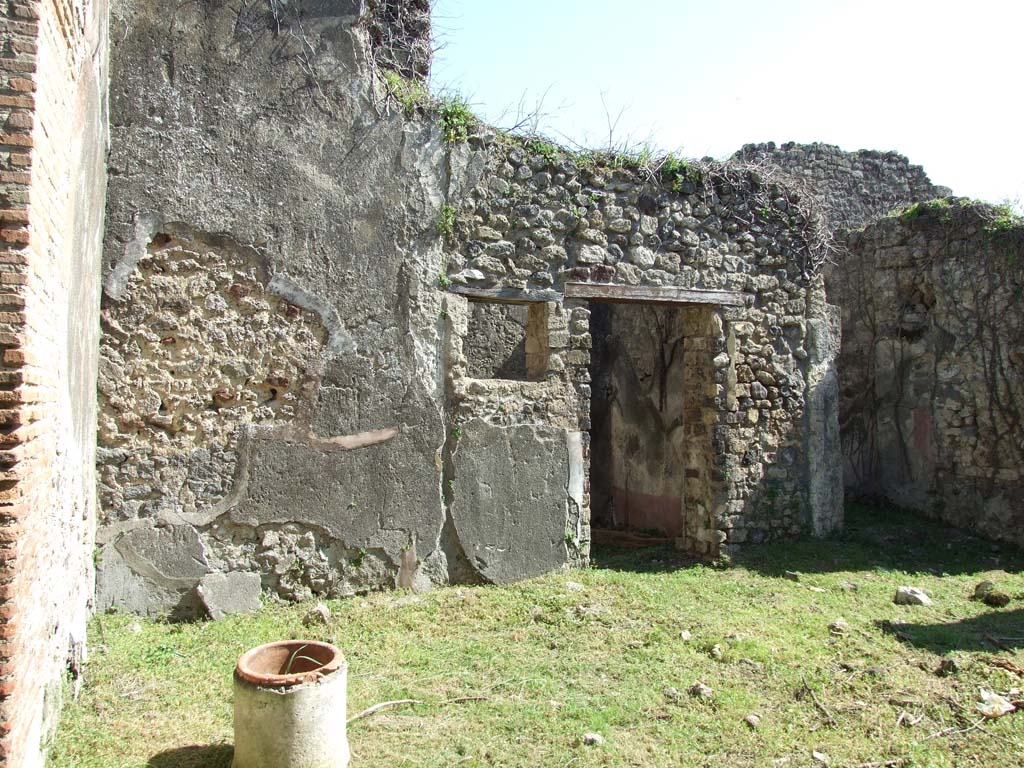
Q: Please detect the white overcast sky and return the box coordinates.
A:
[430,0,1024,208]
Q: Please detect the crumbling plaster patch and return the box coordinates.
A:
[464,302,529,379]
[95,224,460,614]
[97,229,327,525]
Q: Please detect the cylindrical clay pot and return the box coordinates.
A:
[233,640,349,768]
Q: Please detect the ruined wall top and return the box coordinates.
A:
[733,141,950,232]
[367,0,432,80]
[446,139,835,296]
[836,197,1023,545]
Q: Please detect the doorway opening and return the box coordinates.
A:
[589,302,714,546]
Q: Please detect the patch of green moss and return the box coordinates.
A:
[899,199,952,223]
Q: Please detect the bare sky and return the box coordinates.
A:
[430,0,1023,208]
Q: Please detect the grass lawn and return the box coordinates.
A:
[48,504,1024,768]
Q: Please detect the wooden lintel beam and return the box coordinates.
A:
[563,282,750,307]
[449,285,562,304]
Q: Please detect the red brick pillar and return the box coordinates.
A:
[0,1,107,765]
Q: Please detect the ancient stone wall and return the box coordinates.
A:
[95,0,470,615]
[444,142,845,557]
[734,142,950,232]
[0,0,108,764]
[838,200,1024,546]
[740,143,1024,545]
[96,0,844,617]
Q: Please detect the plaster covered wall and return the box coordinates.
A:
[837,200,1024,546]
[97,0,599,614]
[96,0,467,614]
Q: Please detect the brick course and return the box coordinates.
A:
[0,1,107,765]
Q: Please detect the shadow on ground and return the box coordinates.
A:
[878,608,1024,653]
[148,745,233,768]
[591,503,1024,577]
[738,502,1024,577]
[589,541,700,573]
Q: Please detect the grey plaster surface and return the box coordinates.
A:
[227,427,444,564]
[96,523,210,617]
[97,0,472,606]
[197,572,263,620]
[805,309,844,536]
[451,420,571,584]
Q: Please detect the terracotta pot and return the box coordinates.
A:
[233,640,349,768]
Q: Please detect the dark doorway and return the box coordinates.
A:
[589,302,689,540]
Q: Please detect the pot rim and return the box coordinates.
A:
[235,639,345,687]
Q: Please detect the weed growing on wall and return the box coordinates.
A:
[659,153,704,192]
[985,214,1019,237]
[436,204,456,237]
[896,199,1023,256]
[527,139,561,165]
[351,548,368,569]
[982,206,1023,264]
[899,198,952,224]
[983,204,1021,236]
[437,96,474,144]
[382,69,428,116]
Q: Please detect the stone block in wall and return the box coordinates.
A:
[450,420,578,584]
[462,302,528,379]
